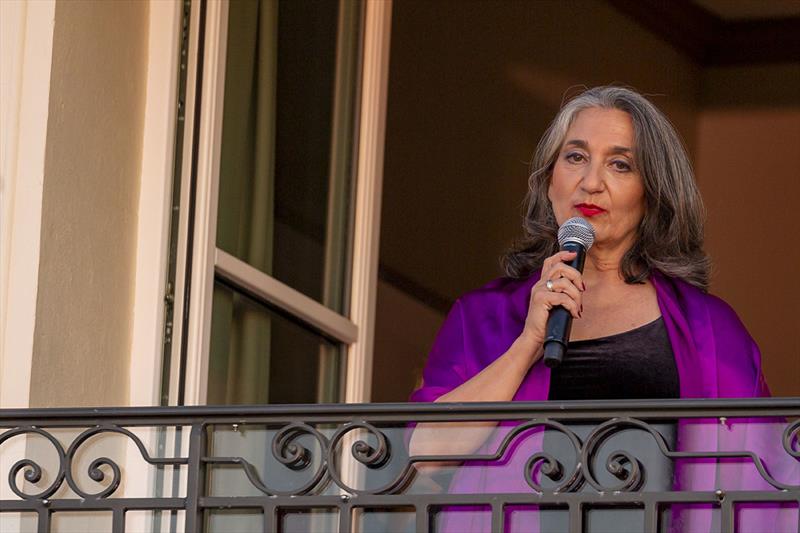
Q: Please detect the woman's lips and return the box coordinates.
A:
[575,203,606,217]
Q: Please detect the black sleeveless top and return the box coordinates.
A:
[548,317,680,400]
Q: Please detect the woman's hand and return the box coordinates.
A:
[410,252,586,461]
[522,250,585,349]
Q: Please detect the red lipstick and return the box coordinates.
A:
[575,203,606,217]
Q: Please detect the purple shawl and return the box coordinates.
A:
[410,270,798,532]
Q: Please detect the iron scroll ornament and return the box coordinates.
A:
[1,426,66,500]
[581,417,800,493]
[0,424,188,500]
[322,417,800,496]
[202,422,331,496]
[324,419,585,495]
[3,414,797,503]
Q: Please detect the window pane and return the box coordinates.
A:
[208,281,344,404]
[215,0,359,314]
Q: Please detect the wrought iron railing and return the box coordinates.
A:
[1,399,798,532]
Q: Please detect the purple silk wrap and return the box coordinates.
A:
[409,270,799,532]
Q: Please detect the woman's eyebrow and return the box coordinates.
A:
[563,139,588,149]
[563,140,632,155]
[609,145,633,155]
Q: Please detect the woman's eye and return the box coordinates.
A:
[611,160,632,172]
[565,152,585,163]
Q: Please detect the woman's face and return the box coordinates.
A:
[548,107,646,252]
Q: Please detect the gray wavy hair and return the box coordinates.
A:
[501,86,710,290]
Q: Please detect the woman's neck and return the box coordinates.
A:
[582,241,633,286]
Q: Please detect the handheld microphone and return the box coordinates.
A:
[543,217,595,368]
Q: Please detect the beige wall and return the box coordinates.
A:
[29,0,149,407]
[696,64,800,397]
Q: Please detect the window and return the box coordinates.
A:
[164,0,391,407]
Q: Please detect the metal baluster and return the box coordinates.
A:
[111,507,125,533]
[491,501,504,532]
[568,502,583,533]
[263,504,277,532]
[644,502,659,533]
[416,504,429,532]
[37,508,50,533]
[720,498,733,533]
[185,423,207,532]
[338,502,352,533]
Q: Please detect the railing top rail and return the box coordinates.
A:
[1,397,797,426]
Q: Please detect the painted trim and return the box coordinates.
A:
[128,0,182,409]
[182,0,229,406]
[345,0,393,404]
[0,0,56,409]
[165,0,203,407]
[215,249,359,344]
[122,4,183,531]
[0,0,55,518]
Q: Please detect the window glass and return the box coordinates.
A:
[208,281,343,404]
[215,0,359,314]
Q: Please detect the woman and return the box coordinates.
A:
[408,86,796,532]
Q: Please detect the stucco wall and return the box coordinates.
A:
[30,0,149,407]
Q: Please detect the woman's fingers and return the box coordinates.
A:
[531,283,581,319]
[542,291,581,318]
[547,263,586,291]
[543,277,582,311]
[522,250,587,345]
[542,250,577,271]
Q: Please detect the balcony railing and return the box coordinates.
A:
[1,399,798,532]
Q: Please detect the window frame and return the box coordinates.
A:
[170,0,392,407]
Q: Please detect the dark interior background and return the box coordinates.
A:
[372,0,800,402]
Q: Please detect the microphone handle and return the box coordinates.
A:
[543,241,587,368]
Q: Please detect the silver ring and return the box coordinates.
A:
[546,279,555,292]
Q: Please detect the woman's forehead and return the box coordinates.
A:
[563,108,636,150]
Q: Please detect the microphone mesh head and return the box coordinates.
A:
[558,217,595,250]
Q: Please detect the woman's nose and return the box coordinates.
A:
[580,163,605,192]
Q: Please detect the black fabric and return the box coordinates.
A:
[548,317,680,400]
